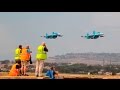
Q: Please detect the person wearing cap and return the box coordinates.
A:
[35,42,48,77]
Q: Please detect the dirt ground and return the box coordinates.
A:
[1,72,120,79]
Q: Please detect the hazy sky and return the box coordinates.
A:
[0,12,120,60]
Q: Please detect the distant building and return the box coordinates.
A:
[98,71,104,75]
[88,72,90,75]
[0,64,6,68]
[116,73,120,75]
[105,72,112,75]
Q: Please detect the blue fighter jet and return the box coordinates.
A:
[81,31,104,39]
[41,32,63,39]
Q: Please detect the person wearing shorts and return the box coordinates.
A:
[20,46,30,76]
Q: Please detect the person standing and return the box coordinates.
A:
[35,42,48,77]
[14,45,22,75]
[20,46,30,76]
[26,46,32,64]
[15,45,22,63]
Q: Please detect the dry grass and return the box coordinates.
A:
[60,73,120,79]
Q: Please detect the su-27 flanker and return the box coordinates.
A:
[41,32,63,39]
[81,31,104,39]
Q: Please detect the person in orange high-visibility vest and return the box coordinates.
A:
[9,60,21,76]
[20,46,30,76]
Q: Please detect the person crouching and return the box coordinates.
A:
[9,60,21,76]
[46,66,59,79]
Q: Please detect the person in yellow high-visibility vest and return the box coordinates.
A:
[14,45,22,75]
[15,45,22,63]
[35,42,48,77]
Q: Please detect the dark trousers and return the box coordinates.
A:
[15,59,22,75]
[29,55,32,64]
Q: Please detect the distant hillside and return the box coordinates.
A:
[47,53,120,65]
